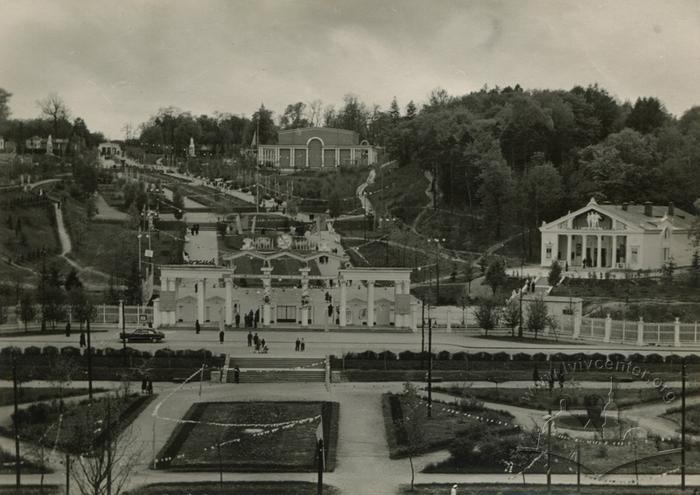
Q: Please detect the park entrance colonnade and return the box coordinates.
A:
[154,265,414,330]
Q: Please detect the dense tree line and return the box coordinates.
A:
[0,90,105,154]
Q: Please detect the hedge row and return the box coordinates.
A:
[1,346,217,360]
[336,350,700,364]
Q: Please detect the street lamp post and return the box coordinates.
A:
[427,238,445,303]
[427,308,433,418]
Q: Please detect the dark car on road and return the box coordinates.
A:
[119,327,165,343]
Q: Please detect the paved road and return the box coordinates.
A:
[2,328,700,358]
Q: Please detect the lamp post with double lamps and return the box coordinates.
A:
[427,237,446,303]
[379,216,396,265]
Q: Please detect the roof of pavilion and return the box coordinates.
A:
[541,197,697,232]
[226,255,323,277]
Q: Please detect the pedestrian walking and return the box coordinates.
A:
[247,330,253,347]
[65,321,71,337]
[219,329,225,344]
[261,338,266,349]
[234,366,240,384]
[195,319,201,334]
[235,312,241,328]
[79,331,86,348]
[254,309,260,328]
[450,484,458,495]
[141,377,147,395]
[295,337,300,352]
[253,332,259,347]
[147,378,153,395]
[300,338,305,352]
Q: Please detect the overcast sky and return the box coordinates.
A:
[1,0,699,139]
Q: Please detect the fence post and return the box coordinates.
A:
[590,319,594,337]
[604,315,612,343]
[622,320,626,342]
[573,313,581,339]
[657,324,661,344]
[674,318,681,347]
[637,317,644,346]
[695,321,698,343]
[446,310,451,333]
[102,304,106,324]
[118,300,124,329]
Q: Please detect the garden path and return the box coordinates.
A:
[93,193,128,222]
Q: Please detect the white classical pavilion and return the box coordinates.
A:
[540,197,697,271]
[154,258,415,330]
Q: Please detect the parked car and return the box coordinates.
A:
[119,327,165,343]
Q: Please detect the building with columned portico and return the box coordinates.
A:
[257,127,380,169]
[539,197,697,271]
[153,228,417,330]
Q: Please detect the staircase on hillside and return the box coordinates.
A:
[225,356,326,384]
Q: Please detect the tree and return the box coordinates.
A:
[280,102,309,129]
[19,292,36,333]
[626,97,668,134]
[65,269,83,292]
[405,100,417,119]
[690,250,700,288]
[477,159,514,239]
[250,104,277,145]
[70,396,140,495]
[501,300,521,337]
[661,259,676,285]
[172,186,185,220]
[526,296,556,339]
[394,383,426,491]
[463,263,475,296]
[0,88,11,124]
[37,93,70,137]
[484,257,507,295]
[327,192,342,218]
[547,260,562,286]
[389,97,401,123]
[307,99,323,127]
[473,298,500,335]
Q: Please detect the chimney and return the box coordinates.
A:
[644,201,653,217]
[668,201,675,216]
[621,202,628,211]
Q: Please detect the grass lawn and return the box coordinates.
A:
[399,485,696,494]
[551,277,700,304]
[125,482,340,495]
[157,401,338,472]
[663,403,700,434]
[475,335,586,345]
[382,393,514,458]
[432,385,693,411]
[11,393,155,454]
[0,448,49,474]
[62,197,184,280]
[0,387,93,406]
[0,488,60,495]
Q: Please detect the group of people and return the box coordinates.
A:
[189,224,201,236]
[294,337,306,352]
[247,330,269,353]
[141,377,154,395]
[235,309,260,328]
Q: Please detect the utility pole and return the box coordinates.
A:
[317,437,324,495]
[12,354,21,489]
[576,443,580,492]
[121,300,127,367]
[199,364,205,397]
[420,301,425,370]
[427,313,433,418]
[547,408,552,493]
[65,454,70,495]
[682,358,687,491]
[86,316,93,402]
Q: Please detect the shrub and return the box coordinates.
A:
[492,352,510,362]
[357,350,378,360]
[550,353,569,362]
[469,352,492,361]
[665,354,683,364]
[104,347,117,356]
[590,353,607,362]
[452,352,469,361]
[684,354,700,363]
[0,346,21,356]
[399,350,420,361]
[645,353,664,363]
[608,353,626,363]
[60,346,81,356]
[512,353,531,361]
[94,348,104,357]
[24,346,41,356]
[437,351,451,361]
[629,353,645,363]
[141,351,153,359]
[378,350,397,361]
[532,353,548,362]
[42,346,58,357]
[155,348,174,358]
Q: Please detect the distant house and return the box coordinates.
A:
[258,127,381,169]
[24,135,70,154]
[26,135,43,151]
[540,197,698,270]
[98,142,123,158]
[0,136,4,151]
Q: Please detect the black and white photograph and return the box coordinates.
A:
[1,1,700,494]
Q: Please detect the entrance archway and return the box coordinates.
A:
[308,138,322,168]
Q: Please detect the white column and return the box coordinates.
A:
[625,236,631,268]
[321,147,325,168]
[170,279,178,325]
[612,234,617,267]
[596,235,602,268]
[291,149,295,168]
[224,278,233,325]
[637,317,644,346]
[604,314,611,343]
[394,280,402,327]
[153,299,161,329]
[197,279,206,324]
[262,267,272,327]
[366,281,375,328]
[582,235,587,267]
[300,268,310,327]
[566,234,572,266]
[339,280,347,327]
[161,276,168,292]
[675,318,681,347]
[118,299,124,329]
[335,148,340,168]
[573,312,581,339]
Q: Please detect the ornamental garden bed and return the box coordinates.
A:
[0,387,94,406]
[155,401,339,472]
[399,485,696,495]
[382,392,515,459]
[125,482,340,495]
[0,448,49,474]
